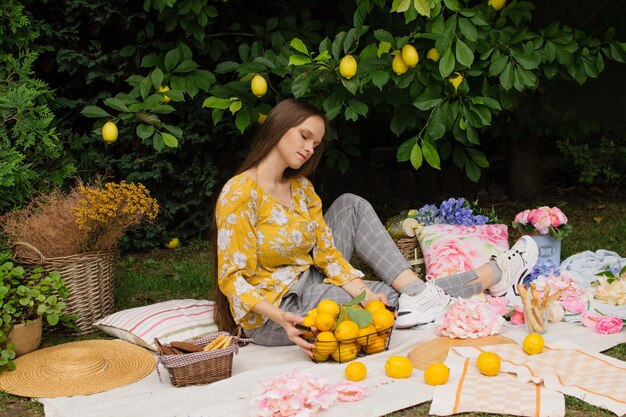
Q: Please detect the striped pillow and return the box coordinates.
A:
[94,299,217,350]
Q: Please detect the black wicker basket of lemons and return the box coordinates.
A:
[297,294,395,363]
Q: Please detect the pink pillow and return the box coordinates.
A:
[417,224,509,279]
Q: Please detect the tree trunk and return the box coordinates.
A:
[508,119,541,201]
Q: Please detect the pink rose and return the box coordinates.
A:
[514,209,531,225]
[549,207,568,227]
[581,311,602,328]
[426,238,476,279]
[528,207,552,235]
[595,315,623,334]
[510,306,525,325]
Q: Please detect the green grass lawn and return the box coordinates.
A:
[1,198,625,417]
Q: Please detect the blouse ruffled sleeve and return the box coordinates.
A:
[215,180,264,324]
[300,178,364,286]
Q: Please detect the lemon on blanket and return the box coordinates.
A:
[424,362,450,385]
[385,355,413,378]
[477,351,501,376]
[345,361,367,382]
[523,334,544,355]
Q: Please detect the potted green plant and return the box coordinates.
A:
[0,252,75,372]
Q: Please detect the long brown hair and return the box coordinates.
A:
[212,99,327,332]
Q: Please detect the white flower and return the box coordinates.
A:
[227,213,237,224]
[217,228,232,251]
[233,251,247,268]
[272,267,295,286]
[291,229,303,245]
[326,262,341,277]
[270,206,288,226]
[256,230,264,244]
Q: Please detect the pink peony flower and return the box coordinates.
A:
[595,315,623,334]
[426,238,476,279]
[486,295,510,316]
[559,298,585,314]
[581,311,602,329]
[510,306,525,325]
[532,272,587,313]
[252,369,336,417]
[437,295,505,339]
[334,381,367,402]
[514,209,531,225]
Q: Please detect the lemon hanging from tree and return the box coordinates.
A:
[251,74,267,98]
[401,44,419,68]
[488,0,507,11]
[339,55,357,79]
[392,53,408,75]
[165,237,180,249]
[426,48,440,62]
[157,85,171,103]
[101,121,118,143]
[449,72,464,91]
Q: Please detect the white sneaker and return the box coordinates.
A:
[395,282,453,329]
[488,235,539,297]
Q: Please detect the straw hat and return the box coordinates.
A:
[0,339,156,397]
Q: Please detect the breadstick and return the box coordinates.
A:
[203,334,226,351]
[531,305,545,332]
[530,283,540,307]
[518,285,543,332]
[547,289,564,305]
[541,287,551,309]
[211,335,232,350]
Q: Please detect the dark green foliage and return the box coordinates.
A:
[0,2,76,212]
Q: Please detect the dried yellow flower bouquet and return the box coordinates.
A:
[1,180,159,258]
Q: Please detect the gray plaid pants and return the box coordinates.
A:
[246,193,479,346]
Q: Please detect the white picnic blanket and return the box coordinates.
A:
[40,322,625,417]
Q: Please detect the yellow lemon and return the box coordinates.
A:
[424,362,450,385]
[339,55,357,79]
[401,44,419,68]
[312,350,329,362]
[476,351,501,376]
[331,341,359,363]
[307,307,318,319]
[314,331,338,355]
[165,237,180,249]
[315,312,336,332]
[392,53,408,76]
[157,85,171,103]
[523,333,545,355]
[364,300,386,314]
[300,315,316,339]
[101,121,118,143]
[488,0,507,11]
[449,71,463,91]
[385,355,413,378]
[250,74,267,97]
[356,324,377,346]
[371,308,394,331]
[317,300,340,318]
[363,332,387,354]
[257,113,267,125]
[345,361,367,382]
[427,48,440,62]
[334,319,360,341]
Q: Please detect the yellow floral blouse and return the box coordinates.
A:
[215,173,364,330]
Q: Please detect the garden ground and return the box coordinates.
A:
[1,186,625,417]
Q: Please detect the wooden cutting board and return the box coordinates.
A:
[407,335,517,370]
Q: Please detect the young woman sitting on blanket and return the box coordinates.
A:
[212,98,539,356]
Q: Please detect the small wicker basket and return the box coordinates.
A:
[156,331,251,387]
[394,236,425,276]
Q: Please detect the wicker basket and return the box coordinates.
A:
[156,331,251,387]
[309,325,393,363]
[394,236,425,276]
[13,242,116,335]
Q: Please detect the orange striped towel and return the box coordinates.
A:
[479,340,626,416]
[429,346,564,417]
